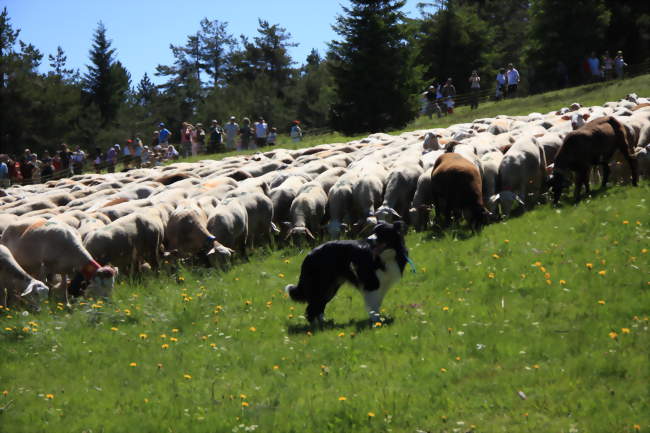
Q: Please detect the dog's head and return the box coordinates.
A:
[366,221,407,258]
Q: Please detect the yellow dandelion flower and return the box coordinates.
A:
[45,394,54,400]
[171,328,179,333]
[621,328,630,334]
[504,239,510,244]
[533,261,542,267]
[642,248,648,254]
[245,300,252,305]
[241,401,249,407]
[249,327,257,332]
[608,331,618,339]
[161,344,169,349]
[110,327,118,332]
[633,424,640,431]
[288,314,294,319]
[492,253,500,259]
[240,394,247,399]
[160,334,167,339]
[368,412,376,417]
[455,356,461,361]
[598,270,607,276]
[487,272,496,279]
[598,300,606,305]
[559,280,566,285]
[600,259,606,265]
[201,335,208,340]
[338,332,345,337]
[532,364,540,369]
[22,326,30,332]
[283,259,290,264]
[183,374,192,380]
[540,266,547,273]
[234,277,240,281]
[144,398,149,403]
[273,365,280,370]
[440,367,447,372]
[374,321,382,327]
[520,273,526,279]
[622,220,629,225]
[338,396,347,401]
[278,273,285,278]
[545,279,552,285]
[139,333,148,339]
[442,306,449,311]
[129,362,137,367]
[2,390,8,396]
[586,263,593,269]
[4,327,12,332]
[210,343,217,348]
[157,363,163,369]
[169,337,178,342]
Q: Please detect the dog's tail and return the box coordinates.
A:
[285,283,308,303]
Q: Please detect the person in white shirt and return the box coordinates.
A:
[224,116,239,150]
[254,117,268,147]
[290,121,302,142]
[468,70,481,109]
[495,68,506,100]
[506,63,520,98]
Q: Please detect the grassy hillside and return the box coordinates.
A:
[1,183,648,432]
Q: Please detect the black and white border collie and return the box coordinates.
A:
[285,221,408,327]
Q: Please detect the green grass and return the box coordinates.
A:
[1,183,648,432]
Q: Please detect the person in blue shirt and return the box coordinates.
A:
[0,154,9,188]
[158,122,172,145]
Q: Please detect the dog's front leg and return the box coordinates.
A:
[362,289,384,323]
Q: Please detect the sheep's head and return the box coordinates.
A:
[86,266,118,298]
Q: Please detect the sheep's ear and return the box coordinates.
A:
[561,115,570,121]
[489,194,501,205]
[305,228,316,240]
[515,194,526,206]
[583,113,590,120]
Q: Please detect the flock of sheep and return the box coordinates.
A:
[1,94,649,310]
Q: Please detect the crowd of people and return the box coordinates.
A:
[0,116,304,187]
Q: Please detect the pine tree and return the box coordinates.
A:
[136,72,157,106]
[328,0,420,134]
[198,18,236,87]
[83,22,127,127]
[48,46,75,79]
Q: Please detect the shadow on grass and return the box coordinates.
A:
[287,316,395,335]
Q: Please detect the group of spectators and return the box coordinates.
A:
[0,116,305,187]
[422,63,521,117]
[584,50,627,82]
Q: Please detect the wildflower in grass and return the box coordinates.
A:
[157,363,163,369]
[523,413,528,417]
[129,362,137,367]
[441,415,448,421]
[642,249,648,254]
[534,261,542,267]
[144,398,149,403]
[278,273,285,278]
[273,365,280,370]
[266,301,272,308]
[598,300,606,305]
[421,267,427,273]
[169,337,178,342]
[487,272,495,279]
[442,306,449,311]
[622,220,629,225]
[288,314,294,319]
[234,277,240,281]
[124,309,131,315]
[161,344,169,349]
[540,266,546,273]
[160,334,167,339]
[4,327,12,331]
[545,279,552,285]
[338,332,345,337]
[521,273,526,279]
[621,328,630,334]
[45,394,54,400]
[283,259,290,264]
[368,412,375,418]
[559,280,566,285]
[210,343,217,348]
[440,367,447,373]
[634,424,640,431]
[598,270,607,276]
[2,390,8,396]
[338,396,347,401]
[172,328,179,333]
[22,326,30,332]
[504,239,510,244]
[586,263,593,269]
[492,253,500,259]
[110,327,118,332]
[374,322,382,327]
[249,327,257,332]
[600,259,606,265]
[183,374,192,380]
[532,364,540,369]
[139,333,148,340]
[244,300,252,305]
[240,394,247,399]
[455,356,461,361]
[241,401,249,407]
[608,331,618,340]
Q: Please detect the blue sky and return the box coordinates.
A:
[6,0,423,85]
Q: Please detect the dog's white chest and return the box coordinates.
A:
[375,249,402,290]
